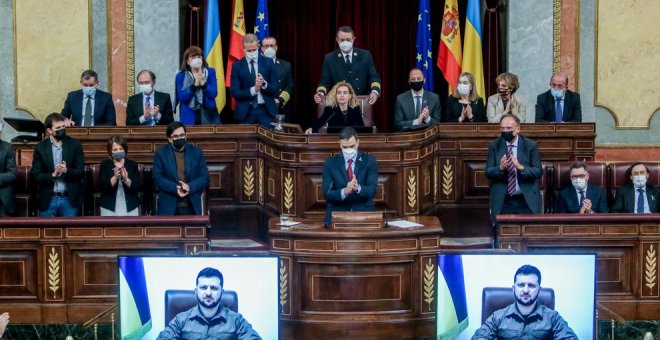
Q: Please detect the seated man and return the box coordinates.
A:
[611,162,660,213]
[126,69,174,126]
[472,265,577,340]
[394,68,441,131]
[0,122,17,216]
[152,122,209,216]
[321,127,378,224]
[535,73,581,123]
[61,69,116,126]
[555,161,608,214]
[157,267,261,339]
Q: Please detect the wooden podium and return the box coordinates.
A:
[269,215,442,339]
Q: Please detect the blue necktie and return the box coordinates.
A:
[555,99,563,123]
[637,188,645,213]
[579,190,585,209]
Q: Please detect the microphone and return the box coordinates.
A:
[322,110,338,128]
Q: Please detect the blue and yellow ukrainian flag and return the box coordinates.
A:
[415,0,434,91]
[119,257,152,340]
[204,0,226,111]
[462,0,485,98]
[437,254,469,339]
[254,0,269,44]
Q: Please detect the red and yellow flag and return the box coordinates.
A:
[225,0,245,87]
[437,0,462,93]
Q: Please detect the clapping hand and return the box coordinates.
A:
[177,180,190,198]
[580,199,593,214]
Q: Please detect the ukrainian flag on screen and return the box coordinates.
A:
[437,254,469,339]
[119,257,152,340]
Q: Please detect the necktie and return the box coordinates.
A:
[637,188,645,213]
[84,95,93,126]
[555,99,563,123]
[145,96,153,125]
[506,144,516,195]
[345,54,351,65]
[347,159,354,180]
[415,95,422,116]
[579,190,585,209]
[249,60,256,81]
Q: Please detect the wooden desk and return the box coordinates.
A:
[497,213,660,320]
[0,216,208,324]
[269,216,442,339]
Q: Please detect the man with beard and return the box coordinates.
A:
[472,265,577,339]
[157,267,261,339]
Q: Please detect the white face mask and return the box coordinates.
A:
[457,84,471,96]
[339,41,353,53]
[263,47,276,59]
[189,57,203,69]
[571,178,587,191]
[246,50,259,60]
[139,84,153,95]
[633,175,648,188]
[342,147,357,160]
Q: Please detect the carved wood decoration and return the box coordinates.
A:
[258,158,264,205]
[281,169,295,215]
[405,167,418,215]
[279,257,291,315]
[441,158,455,201]
[241,159,257,202]
[643,243,659,298]
[421,255,436,314]
[45,245,63,301]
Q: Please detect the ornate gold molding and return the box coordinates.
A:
[283,171,294,213]
[47,247,61,299]
[423,257,435,312]
[646,244,657,293]
[442,159,454,199]
[243,160,255,198]
[258,158,264,204]
[433,158,439,203]
[552,0,561,74]
[279,260,289,314]
[126,0,135,96]
[407,169,417,210]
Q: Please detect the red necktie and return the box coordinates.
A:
[347,159,354,180]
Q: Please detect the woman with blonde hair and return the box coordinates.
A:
[306,81,364,134]
[486,72,527,123]
[443,72,486,122]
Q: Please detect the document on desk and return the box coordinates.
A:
[278,221,302,227]
[387,220,423,228]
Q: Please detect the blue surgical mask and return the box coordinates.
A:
[550,88,564,99]
[82,86,96,96]
[339,41,353,53]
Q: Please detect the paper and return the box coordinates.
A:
[278,220,301,227]
[387,220,423,228]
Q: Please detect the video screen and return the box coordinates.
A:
[118,256,279,340]
[436,253,595,339]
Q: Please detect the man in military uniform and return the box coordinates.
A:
[314,26,381,106]
[261,36,295,122]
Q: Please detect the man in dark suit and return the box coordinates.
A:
[261,36,295,122]
[322,127,378,224]
[31,113,85,216]
[61,69,116,126]
[611,162,660,213]
[555,161,608,214]
[152,122,209,216]
[394,68,441,131]
[126,69,174,126]
[0,122,17,216]
[486,114,543,221]
[230,33,280,128]
[314,26,382,106]
[535,73,582,123]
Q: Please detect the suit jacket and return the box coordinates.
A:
[611,184,660,213]
[443,96,486,122]
[394,90,441,131]
[317,48,381,96]
[555,183,609,213]
[230,56,280,121]
[61,89,116,126]
[486,135,543,218]
[0,141,17,215]
[99,159,141,212]
[312,106,364,132]
[125,91,174,126]
[486,93,527,123]
[175,67,219,125]
[272,58,295,117]
[535,89,582,122]
[322,151,378,223]
[152,144,209,216]
[31,136,85,211]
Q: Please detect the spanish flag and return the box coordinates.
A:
[225,0,245,87]
[437,254,469,339]
[204,0,225,112]
[119,257,152,340]
[437,0,462,93]
[462,0,485,98]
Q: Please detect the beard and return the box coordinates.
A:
[197,295,221,309]
[515,292,538,307]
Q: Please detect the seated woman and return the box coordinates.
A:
[486,72,527,123]
[99,135,141,216]
[305,81,364,134]
[443,72,486,123]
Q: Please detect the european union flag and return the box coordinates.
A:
[416,0,434,91]
[254,0,269,43]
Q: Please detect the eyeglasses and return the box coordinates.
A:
[569,174,588,180]
[170,133,186,139]
[631,171,648,176]
[550,83,567,90]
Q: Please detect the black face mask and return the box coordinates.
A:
[410,81,424,92]
[501,131,516,142]
[172,138,187,151]
[53,129,66,141]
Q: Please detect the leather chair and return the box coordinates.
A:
[551,161,609,213]
[609,161,660,200]
[164,289,238,324]
[316,95,377,133]
[152,188,208,216]
[86,163,145,216]
[481,287,554,323]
